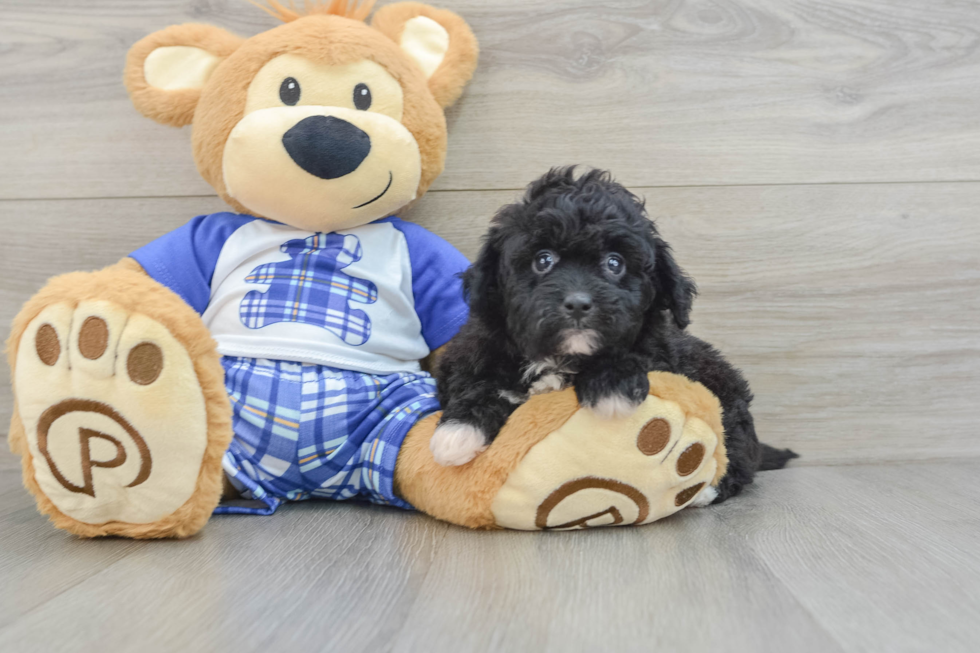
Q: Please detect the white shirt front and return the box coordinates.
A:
[204,220,426,374]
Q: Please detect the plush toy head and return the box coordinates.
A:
[124,0,477,231]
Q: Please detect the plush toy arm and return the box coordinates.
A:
[129,213,256,314]
[386,218,470,352]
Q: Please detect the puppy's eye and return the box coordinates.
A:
[353,83,372,110]
[605,253,625,276]
[280,77,301,105]
[533,250,558,274]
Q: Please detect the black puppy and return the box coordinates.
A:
[431,167,796,504]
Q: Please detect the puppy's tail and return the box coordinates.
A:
[758,443,799,471]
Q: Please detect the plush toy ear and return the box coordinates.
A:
[124,24,243,127]
[372,2,479,108]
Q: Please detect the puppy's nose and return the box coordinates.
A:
[282,115,371,180]
[563,293,593,320]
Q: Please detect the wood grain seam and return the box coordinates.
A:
[5,178,980,203]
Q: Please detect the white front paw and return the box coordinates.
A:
[590,394,641,420]
[430,421,488,466]
[690,485,719,508]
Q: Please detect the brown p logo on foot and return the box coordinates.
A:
[535,477,650,530]
[36,399,152,498]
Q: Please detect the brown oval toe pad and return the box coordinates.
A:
[78,316,109,360]
[675,482,706,507]
[677,443,705,476]
[637,418,670,456]
[36,324,60,366]
[127,342,163,385]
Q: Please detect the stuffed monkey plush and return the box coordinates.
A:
[7,1,726,538]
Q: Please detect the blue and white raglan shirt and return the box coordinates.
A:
[131,213,469,374]
[129,213,470,514]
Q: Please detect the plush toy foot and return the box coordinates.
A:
[7,260,232,538]
[394,372,727,530]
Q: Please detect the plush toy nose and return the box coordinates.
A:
[282,115,371,180]
[563,293,593,320]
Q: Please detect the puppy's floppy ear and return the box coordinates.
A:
[463,228,503,323]
[650,237,697,329]
[124,24,243,127]
[372,2,479,108]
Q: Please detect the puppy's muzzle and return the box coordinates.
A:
[563,292,593,322]
[282,115,370,180]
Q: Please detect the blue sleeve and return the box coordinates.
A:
[130,212,257,314]
[386,218,471,351]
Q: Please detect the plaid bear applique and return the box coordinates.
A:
[239,233,378,346]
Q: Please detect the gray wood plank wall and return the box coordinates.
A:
[2,0,979,466]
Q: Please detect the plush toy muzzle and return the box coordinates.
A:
[217,48,425,231]
[222,103,422,231]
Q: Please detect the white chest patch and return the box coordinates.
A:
[559,329,600,356]
[529,373,566,396]
[523,356,575,396]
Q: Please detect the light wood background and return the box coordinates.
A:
[2,0,979,463]
[2,2,980,650]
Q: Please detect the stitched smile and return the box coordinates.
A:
[352,171,393,209]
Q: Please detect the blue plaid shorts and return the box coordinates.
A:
[214,356,440,516]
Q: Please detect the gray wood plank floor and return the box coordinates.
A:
[1,448,978,653]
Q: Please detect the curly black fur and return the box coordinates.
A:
[436,167,797,503]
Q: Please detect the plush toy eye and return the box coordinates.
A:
[353,83,372,110]
[605,253,625,276]
[279,77,301,106]
[533,250,558,274]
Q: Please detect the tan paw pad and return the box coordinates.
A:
[15,303,210,525]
